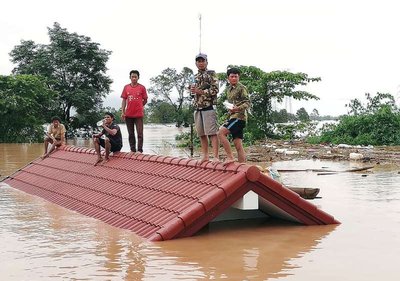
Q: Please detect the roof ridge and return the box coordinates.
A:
[61,145,261,180]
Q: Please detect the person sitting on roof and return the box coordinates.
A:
[41,116,66,159]
[93,112,123,165]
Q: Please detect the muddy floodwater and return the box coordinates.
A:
[1,124,400,280]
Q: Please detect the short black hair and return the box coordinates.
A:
[104,112,114,119]
[227,67,241,76]
[51,116,61,122]
[129,70,140,77]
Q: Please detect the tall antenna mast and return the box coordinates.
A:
[198,13,202,53]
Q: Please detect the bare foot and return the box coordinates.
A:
[198,158,209,164]
[41,154,48,160]
[211,158,221,163]
[103,158,109,164]
[94,158,103,166]
[223,159,235,166]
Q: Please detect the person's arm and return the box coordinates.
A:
[93,132,100,138]
[207,70,219,99]
[230,86,250,113]
[121,86,127,120]
[192,71,219,99]
[102,124,118,136]
[93,129,104,138]
[45,131,55,140]
[143,86,148,106]
[60,125,66,145]
[121,98,127,120]
[46,125,54,139]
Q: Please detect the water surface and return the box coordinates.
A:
[1,125,399,280]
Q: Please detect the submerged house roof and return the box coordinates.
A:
[3,146,339,241]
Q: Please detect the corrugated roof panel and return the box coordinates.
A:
[2,145,339,240]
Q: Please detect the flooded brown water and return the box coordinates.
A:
[1,125,400,280]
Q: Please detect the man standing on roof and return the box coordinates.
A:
[41,116,66,159]
[190,53,220,163]
[121,70,148,153]
[218,67,251,164]
[93,112,123,165]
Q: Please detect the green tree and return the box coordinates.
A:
[148,67,194,126]
[0,75,55,142]
[146,99,177,123]
[269,109,296,123]
[346,92,397,115]
[217,66,320,140]
[311,93,400,145]
[70,107,118,131]
[296,107,310,122]
[271,109,290,123]
[9,22,112,128]
[310,108,320,120]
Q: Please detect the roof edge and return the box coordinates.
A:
[60,145,263,178]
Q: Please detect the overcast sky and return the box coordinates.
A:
[2,0,400,116]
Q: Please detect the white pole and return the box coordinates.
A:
[198,13,202,53]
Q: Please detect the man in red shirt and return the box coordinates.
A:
[121,70,148,153]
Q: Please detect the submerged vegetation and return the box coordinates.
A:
[308,93,400,146]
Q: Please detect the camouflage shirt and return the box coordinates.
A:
[192,69,219,109]
[226,82,250,121]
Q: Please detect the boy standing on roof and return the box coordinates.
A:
[41,116,66,159]
[218,67,251,164]
[121,70,148,153]
[93,112,123,165]
[190,53,220,163]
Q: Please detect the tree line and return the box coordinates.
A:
[309,93,400,145]
[146,65,322,145]
[1,22,399,146]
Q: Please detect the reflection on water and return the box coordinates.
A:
[0,183,337,280]
[0,184,146,280]
[149,221,337,280]
[1,129,400,280]
[271,160,400,281]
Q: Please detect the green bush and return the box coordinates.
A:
[311,105,400,145]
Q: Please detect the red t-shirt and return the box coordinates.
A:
[121,83,148,118]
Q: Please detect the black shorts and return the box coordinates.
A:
[99,137,122,152]
[223,118,246,139]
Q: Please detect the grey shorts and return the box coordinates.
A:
[194,108,218,137]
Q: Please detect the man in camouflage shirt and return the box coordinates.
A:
[190,53,220,162]
[218,67,250,164]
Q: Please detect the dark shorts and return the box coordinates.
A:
[99,137,122,152]
[223,118,246,139]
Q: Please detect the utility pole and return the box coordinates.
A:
[198,13,202,53]
[190,14,202,158]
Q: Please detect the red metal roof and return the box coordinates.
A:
[3,145,339,241]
